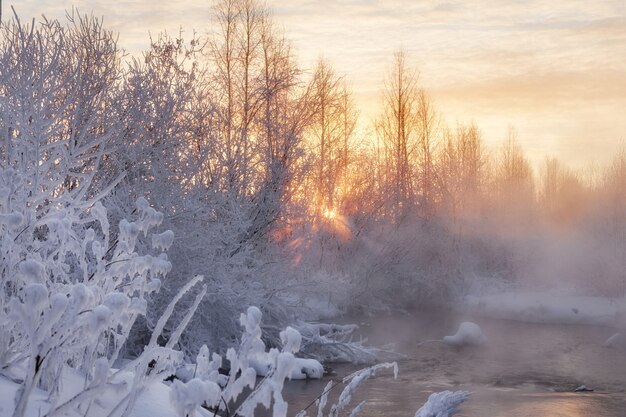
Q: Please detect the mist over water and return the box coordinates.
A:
[283,310,626,416]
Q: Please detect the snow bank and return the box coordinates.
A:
[461,291,626,328]
[289,358,324,380]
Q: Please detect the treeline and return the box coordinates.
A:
[1,0,625,355]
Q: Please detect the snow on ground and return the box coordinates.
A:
[460,291,626,329]
[0,376,49,417]
[0,366,208,417]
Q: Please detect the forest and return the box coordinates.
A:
[1,1,626,416]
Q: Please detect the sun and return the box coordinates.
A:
[323,207,337,220]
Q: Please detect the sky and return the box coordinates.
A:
[6,0,626,169]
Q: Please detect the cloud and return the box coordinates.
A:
[6,0,626,166]
[7,0,211,52]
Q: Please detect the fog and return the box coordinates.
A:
[1,1,625,416]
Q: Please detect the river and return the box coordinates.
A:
[282,310,626,416]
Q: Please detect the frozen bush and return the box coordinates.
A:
[414,391,471,417]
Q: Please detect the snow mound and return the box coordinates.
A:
[443,322,486,347]
[248,354,323,380]
[289,358,324,380]
[414,390,471,417]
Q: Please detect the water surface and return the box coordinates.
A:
[283,310,626,416]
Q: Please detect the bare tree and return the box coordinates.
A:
[539,156,584,225]
[307,59,359,220]
[439,123,486,221]
[210,0,241,192]
[415,89,440,216]
[339,83,358,189]
[376,50,420,218]
[492,128,535,224]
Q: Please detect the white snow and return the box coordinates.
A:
[289,358,324,380]
[170,378,221,417]
[152,230,175,251]
[247,354,323,380]
[414,390,471,417]
[0,365,209,417]
[22,284,48,310]
[19,259,45,283]
[443,322,487,347]
[0,376,46,417]
[241,306,263,336]
[90,305,113,332]
[0,212,23,227]
[294,362,400,417]
[248,353,273,376]
[104,293,131,316]
[280,326,302,354]
[461,291,626,328]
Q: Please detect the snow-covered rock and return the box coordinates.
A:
[443,322,487,347]
[289,358,324,380]
[248,354,323,380]
[414,390,471,417]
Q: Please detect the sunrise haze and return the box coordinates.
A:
[9,0,626,168]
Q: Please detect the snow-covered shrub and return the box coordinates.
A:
[0,8,112,400]
[293,322,388,364]
[99,5,318,358]
[293,363,469,417]
[414,391,471,417]
[97,31,279,357]
[0,188,177,414]
[0,166,204,416]
[169,306,303,417]
[293,362,399,417]
[165,306,470,417]
[0,12,207,416]
[167,307,453,417]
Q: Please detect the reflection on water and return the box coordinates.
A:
[457,390,626,417]
[282,311,626,417]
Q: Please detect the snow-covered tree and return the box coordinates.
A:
[0,12,204,417]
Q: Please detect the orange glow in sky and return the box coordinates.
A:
[10,0,626,168]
